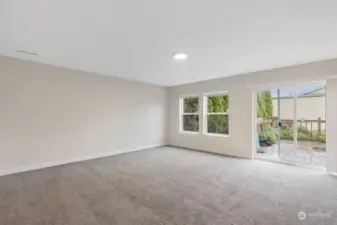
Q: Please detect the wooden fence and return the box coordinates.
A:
[257,117,326,135]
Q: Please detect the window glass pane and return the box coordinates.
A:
[270,87,294,98]
[295,82,326,152]
[257,90,273,120]
[207,115,229,134]
[183,115,199,132]
[208,95,229,113]
[183,97,199,113]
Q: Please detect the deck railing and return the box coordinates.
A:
[257,117,326,138]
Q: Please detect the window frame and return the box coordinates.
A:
[203,91,230,137]
[179,95,200,134]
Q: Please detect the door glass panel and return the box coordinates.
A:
[277,87,295,163]
[295,81,326,168]
[256,89,279,161]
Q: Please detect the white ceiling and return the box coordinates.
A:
[1,0,337,86]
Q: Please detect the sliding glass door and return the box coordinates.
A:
[256,81,326,169]
[277,86,296,163]
[293,82,326,168]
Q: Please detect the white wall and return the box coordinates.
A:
[168,58,337,172]
[272,97,325,121]
[272,96,326,130]
[0,56,167,175]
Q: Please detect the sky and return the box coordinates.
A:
[269,81,326,97]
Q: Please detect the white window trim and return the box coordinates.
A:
[203,132,229,138]
[179,96,200,134]
[203,90,229,97]
[203,93,230,137]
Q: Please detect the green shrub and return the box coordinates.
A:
[318,132,326,143]
[259,126,277,144]
[299,130,326,143]
[297,132,311,140]
[311,130,319,141]
[280,124,290,130]
[297,125,311,134]
[281,129,313,141]
[262,123,326,143]
[280,128,293,140]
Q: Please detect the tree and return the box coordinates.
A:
[208,95,228,113]
[184,97,198,113]
[264,91,273,118]
[183,98,199,131]
[207,96,229,134]
[257,93,266,118]
[257,91,273,119]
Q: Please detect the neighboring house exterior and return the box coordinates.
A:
[272,87,326,130]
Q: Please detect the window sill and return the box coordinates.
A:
[179,131,200,136]
[203,133,229,138]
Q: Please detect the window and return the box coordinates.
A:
[205,93,229,135]
[180,96,199,132]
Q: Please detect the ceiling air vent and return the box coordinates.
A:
[16,49,39,56]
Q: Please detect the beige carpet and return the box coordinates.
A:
[0,146,336,225]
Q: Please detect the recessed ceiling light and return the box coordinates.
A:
[173,52,188,61]
[16,49,39,56]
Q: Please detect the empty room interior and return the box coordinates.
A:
[1,1,337,224]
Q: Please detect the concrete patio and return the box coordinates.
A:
[256,140,326,169]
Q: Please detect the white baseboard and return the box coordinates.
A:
[168,144,253,159]
[0,144,164,177]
